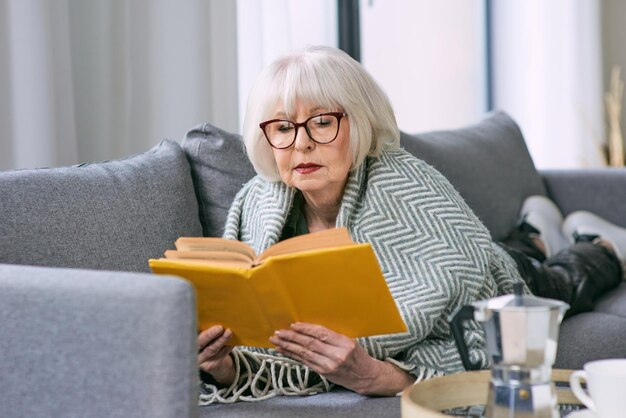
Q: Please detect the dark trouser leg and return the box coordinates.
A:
[545,243,622,315]
[499,236,622,318]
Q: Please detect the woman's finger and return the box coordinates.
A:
[198,344,233,368]
[270,330,339,371]
[272,329,328,354]
[273,339,330,372]
[197,328,232,364]
[275,323,354,356]
[202,328,232,354]
[289,322,348,347]
[197,325,225,351]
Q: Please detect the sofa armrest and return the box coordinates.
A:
[0,264,198,418]
[541,168,626,227]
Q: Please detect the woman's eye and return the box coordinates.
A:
[314,117,331,126]
[277,124,293,132]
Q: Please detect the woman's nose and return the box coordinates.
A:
[293,126,315,150]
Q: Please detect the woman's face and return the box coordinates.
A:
[268,100,352,205]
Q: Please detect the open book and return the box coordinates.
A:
[149,227,407,347]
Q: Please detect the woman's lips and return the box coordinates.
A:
[294,163,321,174]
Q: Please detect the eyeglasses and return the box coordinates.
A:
[259,112,347,149]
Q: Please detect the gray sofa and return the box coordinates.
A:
[2,111,625,418]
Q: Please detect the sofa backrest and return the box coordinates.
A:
[0,140,203,272]
[182,112,545,242]
[182,123,256,237]
[401,111,546,241]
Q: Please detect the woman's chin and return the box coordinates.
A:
[294,180,327,193]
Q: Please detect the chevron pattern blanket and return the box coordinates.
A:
[200,148,524,404]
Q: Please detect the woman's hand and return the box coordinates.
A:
[197,325,236,386]
[269,322,415,396]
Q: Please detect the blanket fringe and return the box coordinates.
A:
[199,350,331,405]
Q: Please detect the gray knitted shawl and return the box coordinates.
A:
[200,148,523,404]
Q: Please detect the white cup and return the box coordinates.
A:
[570,359,626,418]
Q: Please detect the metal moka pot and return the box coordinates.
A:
[449,283,569,418]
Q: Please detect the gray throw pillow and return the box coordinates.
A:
[400,111,546,241]
[181,123,256,237]
[0,140,203,272]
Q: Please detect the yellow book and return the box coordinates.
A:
[148,227,407,347]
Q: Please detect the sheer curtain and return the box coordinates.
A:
[491,0,606,168]
[0,0,238,171]
[236,0,337,130]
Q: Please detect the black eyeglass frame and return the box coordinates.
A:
[259,112,347,149]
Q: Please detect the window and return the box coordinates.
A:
[360,0,488,133]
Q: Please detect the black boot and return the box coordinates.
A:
[500,220,547,263]
[499,224,623,318]
[546,242,623,317]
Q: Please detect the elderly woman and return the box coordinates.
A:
[195,46,526,404]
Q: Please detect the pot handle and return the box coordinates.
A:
[448,305,482,371]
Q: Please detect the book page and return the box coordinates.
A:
[164,250,253,268]
[174,237,256,260]
[256,227,353,263]
[166,258,253,269]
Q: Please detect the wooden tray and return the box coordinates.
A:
[401,369,581,418]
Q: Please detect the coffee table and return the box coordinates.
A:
[401,369,582,417]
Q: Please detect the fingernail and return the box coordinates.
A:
[269,336,278,344]
[274,330,282,336]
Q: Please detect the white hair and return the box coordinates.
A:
[242,46,400,181]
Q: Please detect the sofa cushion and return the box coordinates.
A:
[0,140,203,272]
[595,283,626,317]
[181,123,256,237]
[542,169,626,228]
[400,111,547,241]
[556,311,626,370]
[200,388,400,418]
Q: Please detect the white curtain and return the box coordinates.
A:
[0,0,238,171]
[236,0,337,130]
[491,0,605,168]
